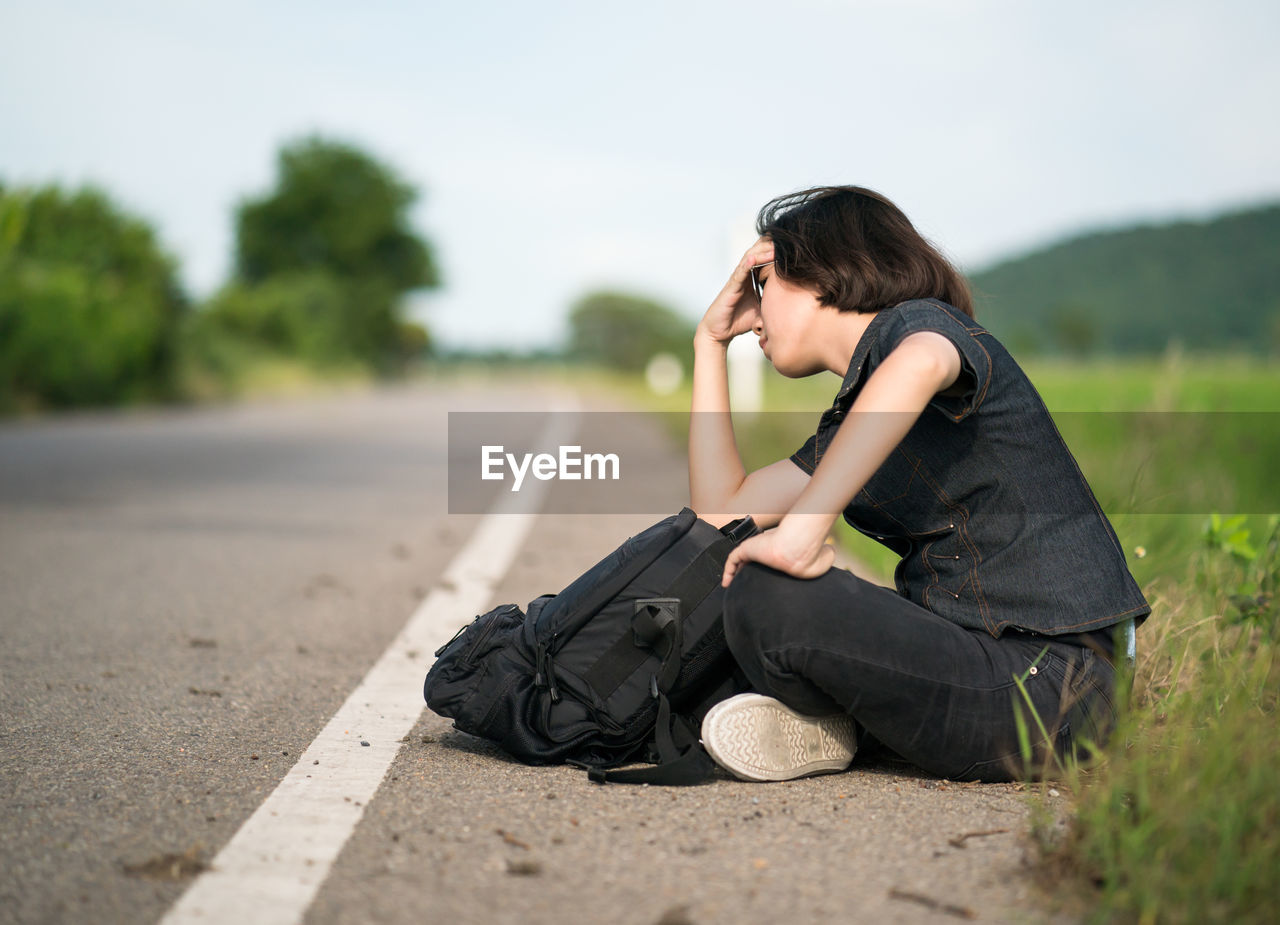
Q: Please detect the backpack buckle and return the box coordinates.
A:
[722,515,758,543]
[633,598,680,647]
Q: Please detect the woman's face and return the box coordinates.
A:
[751,264,828,378]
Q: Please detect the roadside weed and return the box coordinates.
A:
[1046,517,1280,923]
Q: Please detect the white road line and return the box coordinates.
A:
[162,409,578,925]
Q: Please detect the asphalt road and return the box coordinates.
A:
[0,382,1071,925]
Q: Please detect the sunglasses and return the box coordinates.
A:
[749,261,774,301]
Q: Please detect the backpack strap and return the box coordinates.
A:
[587,693,716,785]
[585,516,758,786]
[582,529,739,697]
[632,598,683,693]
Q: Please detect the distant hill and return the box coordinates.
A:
[967,203,1280,355]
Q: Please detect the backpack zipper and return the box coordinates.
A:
[447,605,516,664]
[433,621,470,658]
[534,640,562,702]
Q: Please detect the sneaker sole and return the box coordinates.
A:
[701,693,857,782]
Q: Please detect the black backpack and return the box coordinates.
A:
[423,508,758,784]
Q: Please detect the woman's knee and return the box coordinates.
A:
[722,562,798,659]
[721,562,856,715]
[722,562,890,671]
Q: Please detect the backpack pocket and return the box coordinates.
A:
[424,603,529,729]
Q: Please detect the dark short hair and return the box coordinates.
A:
[756,186,973,317]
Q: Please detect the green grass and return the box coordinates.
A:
[1039,513,1280,923]
[571,350,1280,923]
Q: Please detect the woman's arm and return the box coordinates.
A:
[688,329,744,511]
[689,238,808,528]
[720,330,962,585]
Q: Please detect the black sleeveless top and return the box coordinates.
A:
[790,299,1150,641]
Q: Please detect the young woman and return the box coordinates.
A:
[691,186,1149,783]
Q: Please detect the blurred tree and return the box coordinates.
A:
[197,271,351,366]
[0,182,186,410]
[567,291,695,372]
[230,137,439,369]
[396,319,432,362]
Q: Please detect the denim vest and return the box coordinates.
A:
[790,299,1150,638]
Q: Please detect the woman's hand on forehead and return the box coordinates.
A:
[745,237,774,268]
[697,237,778,346]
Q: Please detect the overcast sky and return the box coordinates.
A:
[3,0,1277,350]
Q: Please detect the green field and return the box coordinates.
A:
[580,352,1280,923]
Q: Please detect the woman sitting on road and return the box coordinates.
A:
[692,186,1148,782]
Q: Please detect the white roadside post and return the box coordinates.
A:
[726,218,764,414]
[727,330,763,414]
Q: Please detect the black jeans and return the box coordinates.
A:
[722,562,1118,782]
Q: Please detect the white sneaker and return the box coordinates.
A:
[701,693,857,782]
